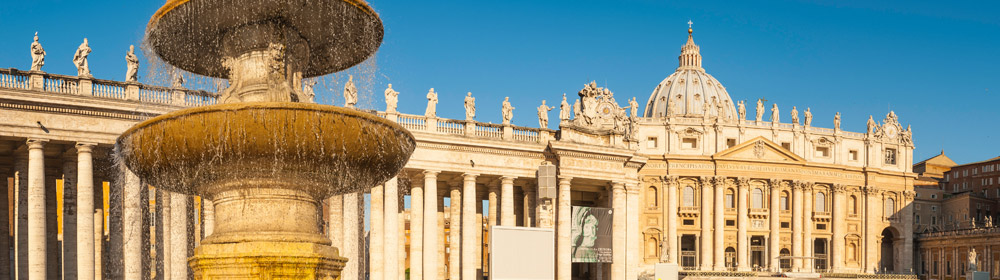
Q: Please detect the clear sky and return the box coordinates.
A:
[1,0,998,165]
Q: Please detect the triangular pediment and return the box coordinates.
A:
[714,136,805,162]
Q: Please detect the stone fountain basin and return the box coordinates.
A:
[117,102,415,199]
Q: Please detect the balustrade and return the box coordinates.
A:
[475,123,503,139]
[437,119,464,135]
[396,114,426,131]
[92,81,126,99]
[44,75,78,94]
[0,69,30,89]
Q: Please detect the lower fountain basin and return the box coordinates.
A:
[117,102,415,199]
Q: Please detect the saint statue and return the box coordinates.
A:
[464,92,476,121]
[867,115,877,134]
[755,98,765,122]
[30,32,45,71]
[73,38,92,77]
[125,45,139,82]
[343,75,358,108]
[790,106,799,125]
[559,93,572,121]
[172,73,185,88]
[301,79,316,103]
[771,103,780,123]
[384,84,399,113]
[628,97,639,118]
[903,125,913,143]
[737,100,746,121]
[804,107,813,126]
[969,248,978,271]
[425,88,438,117]
[666,97,674,117]
[537,100,554,128]
[501,97,515,125]
[660,240,671,263]
[834,112,842,130]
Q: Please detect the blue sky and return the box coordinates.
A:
[1,0,998,164]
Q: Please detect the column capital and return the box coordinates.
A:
[863,186,882,197]
[902,190,916,200]
[558,176,573,184]
[500,175,516,184]
[736,177,751,187]
[75,142,97,152]
[422,170,440,178]
[661,175,678,186]
[769,178,782,188]
[712,175,727,186]
[462,173,479,181]
[610,181,625,191]
[831,184,848,193]
[26,138,48,149]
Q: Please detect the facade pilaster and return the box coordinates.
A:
[462,173,478,280]
[523,185,535,227]
[449,181,461,280]
[863,187,880,273]
[902,190,915,272]
[610,182,625,280]
[501,176,516,226]
[557,176,572,280]
[26,138,46,280]
[122,169,142,280]
[791,180,804,271]
[386,177,400,280]
[61,153,78,280]
[663,175,679,264]
[736,177,750,271]
[169,192,188,280]
[769,179,781,272]
[713,176,725,271]
[488,184,498,228]
[75,143,96,280]
[422,170,439,280]
[343,192,360,280]
[802,182,813,272]
[371,184,384,280]
[699,176,713,270]
[831,184,846,272]
[626,183,640,280]
[410,179,424,280]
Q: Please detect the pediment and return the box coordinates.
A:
[714,136,805,162]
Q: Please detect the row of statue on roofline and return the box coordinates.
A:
[28,32,144,84]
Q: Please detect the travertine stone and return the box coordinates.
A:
[462,173,478,280]
[160,191,171,280]
[125,45,139,82]
[537,101,553,128]
[422,171,439,280]
[500,176,516,226]
[713,177,725,271]
[410,180,424,280]
[464,92,476,121]
[737,177,750,270]
[769,179,781,272]
[76,143,95,280]
[122,169,141,280]
[371,184,384,280]
[557,177,572,280]
[501,97,514,125]
[426,88,438,117]
[448,183,461,280]
[30,32,46,71]
[792,181,803,271]
[699,177,712,270]
[344,75,358,108]
[73,39,91,77]
[385,84,399,113]
[343,193,360,280]
[385,177,400,280]
[27,139,46,280]
[611,183,625,280]
[169,192,187,280]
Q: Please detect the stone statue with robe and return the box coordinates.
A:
[559,93,571,121]
[343,75,358,108]
[425,88,438,117]
[384,84,399,113]
[501,97,515,125]
[771,103,779,123]
[628,97,639,118]
[804,108,813,126]
[969,248,978,271]
[464,92,476,121]
[756,98,764,122]
[737,100,746,121]
[537,100,553,128]
[301,79,316,103]
[73,38,91,76]
[835,112,842,130]
[30,32,45,71]
[867,115,877,134]
[790,106,799,125]
[125,45,139,82]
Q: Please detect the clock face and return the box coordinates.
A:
[597,102,615,117]
[884,125,898,138]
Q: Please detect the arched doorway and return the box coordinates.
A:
[780,248,791,271]
[814,238,828,271]
[750,236,766,269]
[725,247,737,269]
[881,228,896,272]
[681,235,698,269]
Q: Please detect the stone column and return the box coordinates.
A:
[61,153,78,280]
[343,193,360,280]
[449,182,461,280]
[461,173,478,280]
[488,184,498,228]
[557,177,572,280]
[713,177,725,271]
[864,188,879,273]
[410,179,424,280]
[76,143,96,280]
[699,176,713,270]
[831,185,845,272]
[26,139,46,280]
[802,182,813,272]
[500,176,516,226]
[170,193,188,280]
[0,165,8,279]
[737,177,750,271]
[523,185,535,227]
[122,169,142,280]
[203,199,214,237]
[371,184,384,280]
[386,177,400,280]
[327,196,342,248]
[160,191,171,280]
[611,183,625,280]
[769,179,780,272]
[625,183,640,280]
[438,195,446,280]
[902,191,915,272]
[422,171,439,280]
[664,176,679,264]
[14,154,27,280]
[94,209,103,280]
[791,181,803,271]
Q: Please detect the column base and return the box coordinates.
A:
[189,241,347,279]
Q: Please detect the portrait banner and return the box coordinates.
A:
[571,206,613,263]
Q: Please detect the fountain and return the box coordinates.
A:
[117,0,415,278]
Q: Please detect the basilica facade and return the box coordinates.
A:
[0,28,914,280]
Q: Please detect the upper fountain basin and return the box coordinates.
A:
[117,102,415,198]
[148,0,383,78]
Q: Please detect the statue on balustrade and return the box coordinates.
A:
[30,32,46,71]
[790,106,799,125]
[501,96,515,125]
[537,100,553,128]
[302,79,316,103]
[969,248,978,271]
[627,97,639,118]
[867,115,877,134]
[771,103,780,123]
[173,73,185,88]
[834,112,842,130]
[804,107,813,126]
[737,100,746,121]
[384,84,399,113]
[755,98,764,122]
[73,38,91,77]
[425,88,438,117]
[343,75,358,108]
[125,45,139,82]
[464,92,476,121]
[559,93,572,121]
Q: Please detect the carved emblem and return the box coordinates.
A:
[753,140,766,159]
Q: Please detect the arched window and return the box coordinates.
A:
[849,195,858,214]
[752,188,764,209]
[780,191,790,210]
[683,186,695,207]
[646,237,658,258]
[647,186,658,207]
[725,189,735,209]
[815,192,827,212]
[780,248,791,269]
[885,198,896,218]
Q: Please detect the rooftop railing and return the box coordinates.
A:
[0,68,219,107]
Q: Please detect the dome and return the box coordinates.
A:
[644,28,736,121]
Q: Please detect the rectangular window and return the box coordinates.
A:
[726,220,735,227]
[683,219,695,225]
[884,148,897,165]
[681,137,698,149]
[932,206,937,212]
[781,142,791,150]
[815,146,830,158]
[849,150,859,161]
[781,222,790,228]
[726,138,737,148]
[816,224,826,230]
[646,137,658,149]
